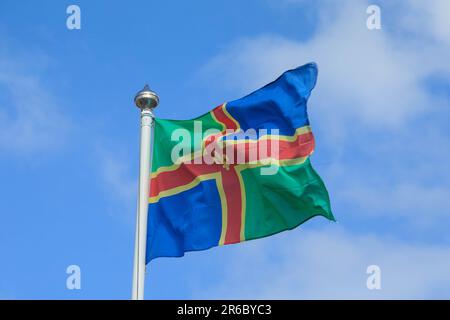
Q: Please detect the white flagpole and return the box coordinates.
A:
[132,85,159,300]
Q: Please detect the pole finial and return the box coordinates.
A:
[134,84,159,110]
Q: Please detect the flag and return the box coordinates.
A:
[146,62,334,262]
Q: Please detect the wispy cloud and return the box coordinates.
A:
[0,38,70,154]
[201,1,449,129]
[192,0,450,298]
[194,226,450,299]
[94,143,137,225]
[198,0,450,231]
[392,0,450,48]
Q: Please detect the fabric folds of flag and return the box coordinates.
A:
[146,62,334,262]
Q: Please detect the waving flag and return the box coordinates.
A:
[146,63,334,262]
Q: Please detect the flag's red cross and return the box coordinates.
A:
[149,104,315,245]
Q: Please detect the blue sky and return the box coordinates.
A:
[1,0,450,299]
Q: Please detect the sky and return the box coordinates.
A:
[0,0,449,299]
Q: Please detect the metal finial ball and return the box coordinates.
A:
[134,84,159,110]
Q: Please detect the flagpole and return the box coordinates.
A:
[132,85,159,300]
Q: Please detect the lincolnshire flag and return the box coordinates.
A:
[146,62,334,262]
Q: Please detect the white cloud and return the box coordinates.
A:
[396,0,450,48]
[201,0,449,129]
[198,0,450,230]
[194,226,450,299]
[95,145,137,225]
[189,1,450,299]
[338,182,450,227]
[324,124,450,229]
[0,47,70,154]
